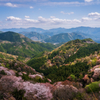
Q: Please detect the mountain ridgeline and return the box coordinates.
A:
[20,32,49,41]
[0,31,31,42]
[44,32,85,43]
[0,31,56,59]
[1,26,100,43]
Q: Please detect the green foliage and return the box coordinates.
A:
[0,93,4,100]
[82,38,94,42]
[74,92,84,100]
[48,50,59,59]
[27,57,46,72]
[70,74,76,81]
[0,32,56,58]
[20,72,48,83]
[1,60,35,75]
[33,76,49,83]
[17,56,25,61]
[65,43,100,64]
[32,51,46,58]
[0,53,4,58]
[85,81,100,93]
[0,42,55,58]
[28,62,89,83]
[0,31,23,42]
[0,70,7,75]
[6,63,10,68]
[12,89,26,100]
[44,62,89,83]
[91,58,97,66]
[27,38,99,83]
[53,85,78,100]
[22,74,30,81]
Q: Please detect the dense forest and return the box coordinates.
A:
[27,38,100,83]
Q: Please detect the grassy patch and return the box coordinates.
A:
[85,81,100,93]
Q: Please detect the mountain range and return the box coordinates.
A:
[44,32,85,43]
[1,26,100,43]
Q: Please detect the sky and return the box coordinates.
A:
[0,0,100,29]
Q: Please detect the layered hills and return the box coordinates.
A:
[20,31,49,41]
[44,32,85,43]
[27,38,98,82]
[0,31,56,60]
[1,26,100,43]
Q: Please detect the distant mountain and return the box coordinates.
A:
[1,26,100,42]
[0,31,56,58]
[20,32,49,41]
[44,32,86,43]
[47,27,100,42]
[47,27,100,35]
[1,27,46,33]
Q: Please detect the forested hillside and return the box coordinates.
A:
[0,31,56,60]
[0,38,100,100]
[27,38,98,82]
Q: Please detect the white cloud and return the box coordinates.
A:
[72,19,81,23]
[41,1,100,6]
[5,2,17,7]
[88,12,100,17]
[25,16,81,25]
[0,0,47,2]
[30,6,33,9]
[25,18,38,23]
[2,15,100,29]
[5,16,81,26]
[0,0,100,8]
[61,11,74,15]
[84,0,93,2]
[95,17,100,21]
[6,16,21,21]
[43,2,82,6]
[82,17,92,21]
[25,16,30,19]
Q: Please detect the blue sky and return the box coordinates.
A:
[0,0,100,29]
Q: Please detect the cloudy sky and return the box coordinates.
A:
[0,0,100,29]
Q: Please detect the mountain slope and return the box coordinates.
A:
[0,31,56,58]
[27,39,98,82]
[44,32,86,43]
[0,31,31,42]
[0,38,100,100]
[20,32,49,41]
[27,38,95,70]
